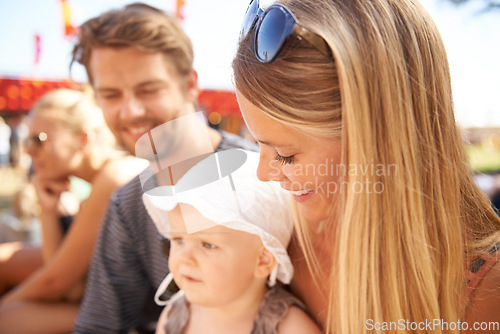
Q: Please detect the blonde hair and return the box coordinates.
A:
[71,3,193,85]
[30,87,115,149]
[233,0,500,333]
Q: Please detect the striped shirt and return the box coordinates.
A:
[74,131,258,333]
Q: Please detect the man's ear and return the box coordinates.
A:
[185,69,199,102]
[254,247,277,279]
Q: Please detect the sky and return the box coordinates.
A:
[0,0,498,128]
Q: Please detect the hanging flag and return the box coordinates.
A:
[34,34,41,65]
[176,0,186,20]
[61,0,77,37]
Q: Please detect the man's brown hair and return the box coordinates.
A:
[71,3,194,83]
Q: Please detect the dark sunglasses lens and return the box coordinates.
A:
[255,7,290,62]
[241,0,260,38]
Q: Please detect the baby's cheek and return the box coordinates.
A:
[167,250,178,269]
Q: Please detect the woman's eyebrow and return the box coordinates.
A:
[257,139,293,149]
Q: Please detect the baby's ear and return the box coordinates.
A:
[254,246,277,279]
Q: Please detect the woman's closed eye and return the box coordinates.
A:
[275,152,295,165]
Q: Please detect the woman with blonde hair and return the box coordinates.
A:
[0,88,148,333]
[233,0,500,333]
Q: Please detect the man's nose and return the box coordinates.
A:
[119,94,146,120]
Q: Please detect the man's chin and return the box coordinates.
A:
[118,137,137,155]
[111,128,144,155]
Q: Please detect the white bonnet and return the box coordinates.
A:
[143,149,294,285]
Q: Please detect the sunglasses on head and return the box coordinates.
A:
[240,0,331,63]
[25,132,48,149]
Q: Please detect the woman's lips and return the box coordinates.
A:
[291,190,314,203]
[283,188,315,203]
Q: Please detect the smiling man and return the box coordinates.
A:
[70,3,257,333]
[89,47,197,154]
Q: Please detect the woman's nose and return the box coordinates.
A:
[256,150,283,182]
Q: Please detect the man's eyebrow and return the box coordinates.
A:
[95,80,166,92]
[95,87,118,92]
[136,80,167,88]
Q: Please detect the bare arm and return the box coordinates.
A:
[0,157,148,304]
[32,176,71,262]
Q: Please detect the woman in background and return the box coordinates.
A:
[0,88,148,333]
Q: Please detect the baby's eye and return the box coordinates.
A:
[202,242,217,250]
[171,237,185,245]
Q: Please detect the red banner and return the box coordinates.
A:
[34,34,41,65]
[61,0,77,37]
[176,0,186,20]
[0,78,75,112]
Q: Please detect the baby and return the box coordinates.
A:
[143,149,320,334]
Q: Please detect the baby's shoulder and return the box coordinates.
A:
[261,287,321,334]
[277,305,322,334]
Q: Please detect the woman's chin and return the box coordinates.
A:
[298,203,329,225]
[296,193,336,225]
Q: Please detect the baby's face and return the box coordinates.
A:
[167,205,264,307]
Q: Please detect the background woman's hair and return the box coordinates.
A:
[30,87,115,149]
[233,0,500,333]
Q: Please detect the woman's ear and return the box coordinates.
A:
[80,131,99,152]
[80,131,94,148]
[254,247,277,279]
[75,131,88,149]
